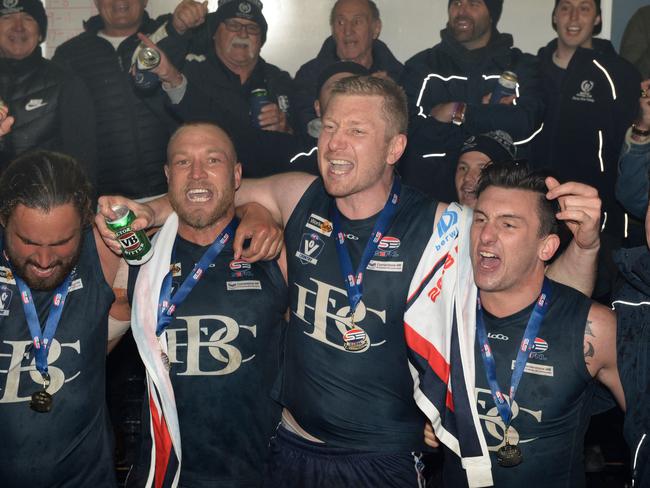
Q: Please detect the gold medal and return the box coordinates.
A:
[30,373,53,413]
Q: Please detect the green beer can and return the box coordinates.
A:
[106,205,154,265]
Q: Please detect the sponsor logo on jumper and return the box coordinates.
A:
[0,286,12,316]
[529,337,549,361]
[366,260,403,272]
[171,262,182,277]
[435,209,459,251]
[25,99,48,111]
[487,332,509,341]
[277,95,290,112]
[511,360,554,377]
[305,214,333,237]
[229,259,253,278]
[572,80,595,103]
[295,233,324,265]
[0,267,15,285]
[226,280,261,291]
[293,277,387,352]
[374,236,401,258]
[68,278,83,293]
[475,387,542,451]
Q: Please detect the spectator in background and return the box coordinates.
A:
[455,130,516,207]
[620,5,650,80]
[532,0,640,247]
[150,0,300,177]
[0,0,96,185]
[293,0,402,135]
[613,185,650,488]
[53,0,204,199]
[400,0,543,204]
[617,79,650,221]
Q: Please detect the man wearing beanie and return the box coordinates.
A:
[149,0,301,177]
[155,0,293,135]
[293,0,403,135]
[455,130,515,207]
[53,0,204,200]
[532,0,640,248]
[400,0,543,204]
[0,0,96,182]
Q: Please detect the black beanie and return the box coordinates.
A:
[448,0,503,26]
[459,130,516,163]
[552,0,602,36]
[209,0,268,45]
[0,0,47,39]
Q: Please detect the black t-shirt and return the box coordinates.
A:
[444,280,595,488]
[277,178,439,451]
[0,229,116,487]
[131,235,287,487]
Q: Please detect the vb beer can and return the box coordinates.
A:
[106,205,154,265]
[134,47,161,91]
[489,71,518,104]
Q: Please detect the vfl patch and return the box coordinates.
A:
[295,233,324,265]
[366,260,403,272]
[305,214,333,237]
[68,278,83,292]
[0,266,15,285]
[0,286,13,316]
[171,262,182,277]
[226,280,261,291]
[528,337,549,361]
[511,360,554,377]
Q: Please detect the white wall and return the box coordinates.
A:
[46,0,613,73]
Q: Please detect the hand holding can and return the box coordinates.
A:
[106,205,154,265]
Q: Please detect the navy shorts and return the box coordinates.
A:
[263,426,426,488]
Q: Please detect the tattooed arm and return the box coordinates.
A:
[583,303,625,410]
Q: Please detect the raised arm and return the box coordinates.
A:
[545,177,600,296]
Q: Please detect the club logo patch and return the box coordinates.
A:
[572,80,595,103]
[229,259,254,278]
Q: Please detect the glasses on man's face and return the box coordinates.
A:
[224,19,261,35]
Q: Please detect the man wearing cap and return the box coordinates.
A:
[0,0,96,181]
[52,0,207,200]
[400,0,543,204]
[292,0,402,135]
[532,0,640,247]
[455,130,516,208]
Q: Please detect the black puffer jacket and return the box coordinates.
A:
[53,13,185,199]
[293,36,403,135]
[400,29,543,203]
[613,246,650,488]
[0,48,96,184]
[532,39,640,240]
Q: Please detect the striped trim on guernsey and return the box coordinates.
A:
[411,452,426,488]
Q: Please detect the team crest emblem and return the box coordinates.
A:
[238,1,252,14]
[0,286,13,316]
[2,0,18,9]
[572,80,595,103]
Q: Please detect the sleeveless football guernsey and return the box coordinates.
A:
[0,229,116,487]
[132,236,287,487]
[278,178,439,451]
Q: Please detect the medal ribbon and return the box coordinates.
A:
[156,218,238,337]
[329,176,400,319]
[475,277,552,427]
[6,255,73,378]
